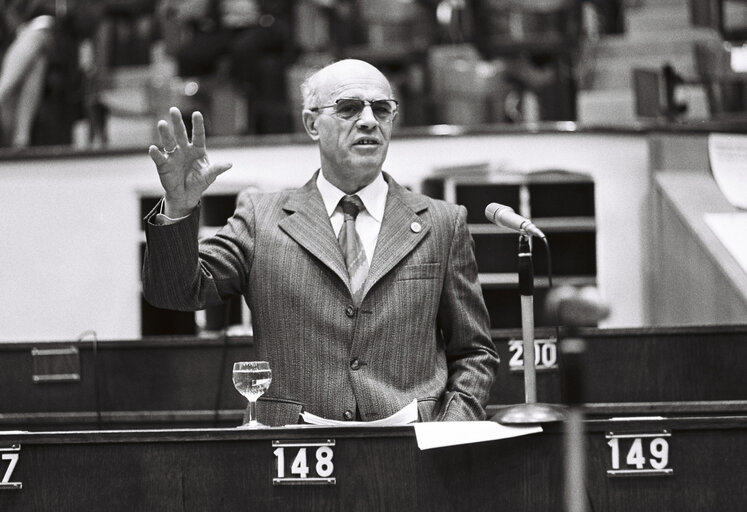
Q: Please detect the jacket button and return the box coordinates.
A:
[343,410,354,420]
[350,358,361,370]
[345,305,356,318]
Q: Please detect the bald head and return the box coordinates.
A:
[301,59,392,109]
[300,59,396,194]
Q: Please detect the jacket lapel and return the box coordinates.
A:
[363,174,430,296]
[278,173,350,287]
[277,172,431,300]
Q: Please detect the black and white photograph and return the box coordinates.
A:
[1,0,746,510]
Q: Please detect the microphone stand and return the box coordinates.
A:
[492,234,565,424]
[552,287,608,512]
[561,332,587,512]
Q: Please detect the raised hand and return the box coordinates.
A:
[148,107,232,218]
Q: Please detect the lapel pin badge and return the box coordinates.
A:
[410,222,422,233]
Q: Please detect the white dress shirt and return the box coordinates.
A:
[316,171,389,264]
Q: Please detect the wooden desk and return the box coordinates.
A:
[490,324,747,406]
[2,325,746,430]
[1,414,745,511]
[0,336,252,430]
[651,170,747,324]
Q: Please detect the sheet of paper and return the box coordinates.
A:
[707,134,747,210]
[705,213,747,274]
[413,421,542,450]
[300,399,418,427]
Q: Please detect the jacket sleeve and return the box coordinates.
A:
[437,205,500,421]
[141,190,255,311]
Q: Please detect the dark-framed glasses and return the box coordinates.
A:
[311,98,399,123]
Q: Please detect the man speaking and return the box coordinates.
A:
[142,59,499,425]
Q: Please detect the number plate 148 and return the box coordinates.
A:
[272,440,336,485]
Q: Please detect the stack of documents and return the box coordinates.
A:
[300,399,418,426]
[297,399,542,450]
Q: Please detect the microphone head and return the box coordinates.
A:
[484,202,513,223]
[545,285,610,326]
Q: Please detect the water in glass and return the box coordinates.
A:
[232,361,272,428]
[233,367,272,400]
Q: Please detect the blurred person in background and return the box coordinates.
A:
[0,0,103,147]
[0,0,56,147]
[159,0,292,102]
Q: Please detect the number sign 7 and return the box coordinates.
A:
[1,445,22,490]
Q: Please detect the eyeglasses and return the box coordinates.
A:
[311,98,399,123]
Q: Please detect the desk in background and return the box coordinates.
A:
[651,170,747,324]
[1,325,745,431]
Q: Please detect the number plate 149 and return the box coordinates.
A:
[606,431,673,477]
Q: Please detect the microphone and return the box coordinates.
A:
[545,285,610,327]
[484,203,545,238]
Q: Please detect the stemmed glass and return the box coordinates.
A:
[232,361,272,428]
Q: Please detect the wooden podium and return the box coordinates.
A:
[2,415,746,511]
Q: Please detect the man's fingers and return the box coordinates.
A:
[170,107,190,148]
[156,120,176,152]
[205,162,233,183]
[148,144,168,166]
[191,111,206,149]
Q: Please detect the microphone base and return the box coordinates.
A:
[490,403,567,425]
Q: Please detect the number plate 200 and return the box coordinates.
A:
[508,338,558,371]
[272,440,336,485]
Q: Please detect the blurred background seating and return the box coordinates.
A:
[693,38,747,119]
[2,0,747,150]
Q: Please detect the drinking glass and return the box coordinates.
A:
[232,361,272,428]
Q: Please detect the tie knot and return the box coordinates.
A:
[339,195,364,220]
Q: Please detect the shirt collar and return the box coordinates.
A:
[316,171,388,223]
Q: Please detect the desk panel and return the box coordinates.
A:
[490,325,747,405]
[2,326,746,430]
[1,416,745,511]
[652,171,747,324]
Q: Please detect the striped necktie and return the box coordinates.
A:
[338,195,369,304]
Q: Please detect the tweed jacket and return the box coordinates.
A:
[142,171,499,425]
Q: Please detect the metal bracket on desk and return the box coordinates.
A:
[32,346,80,383]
